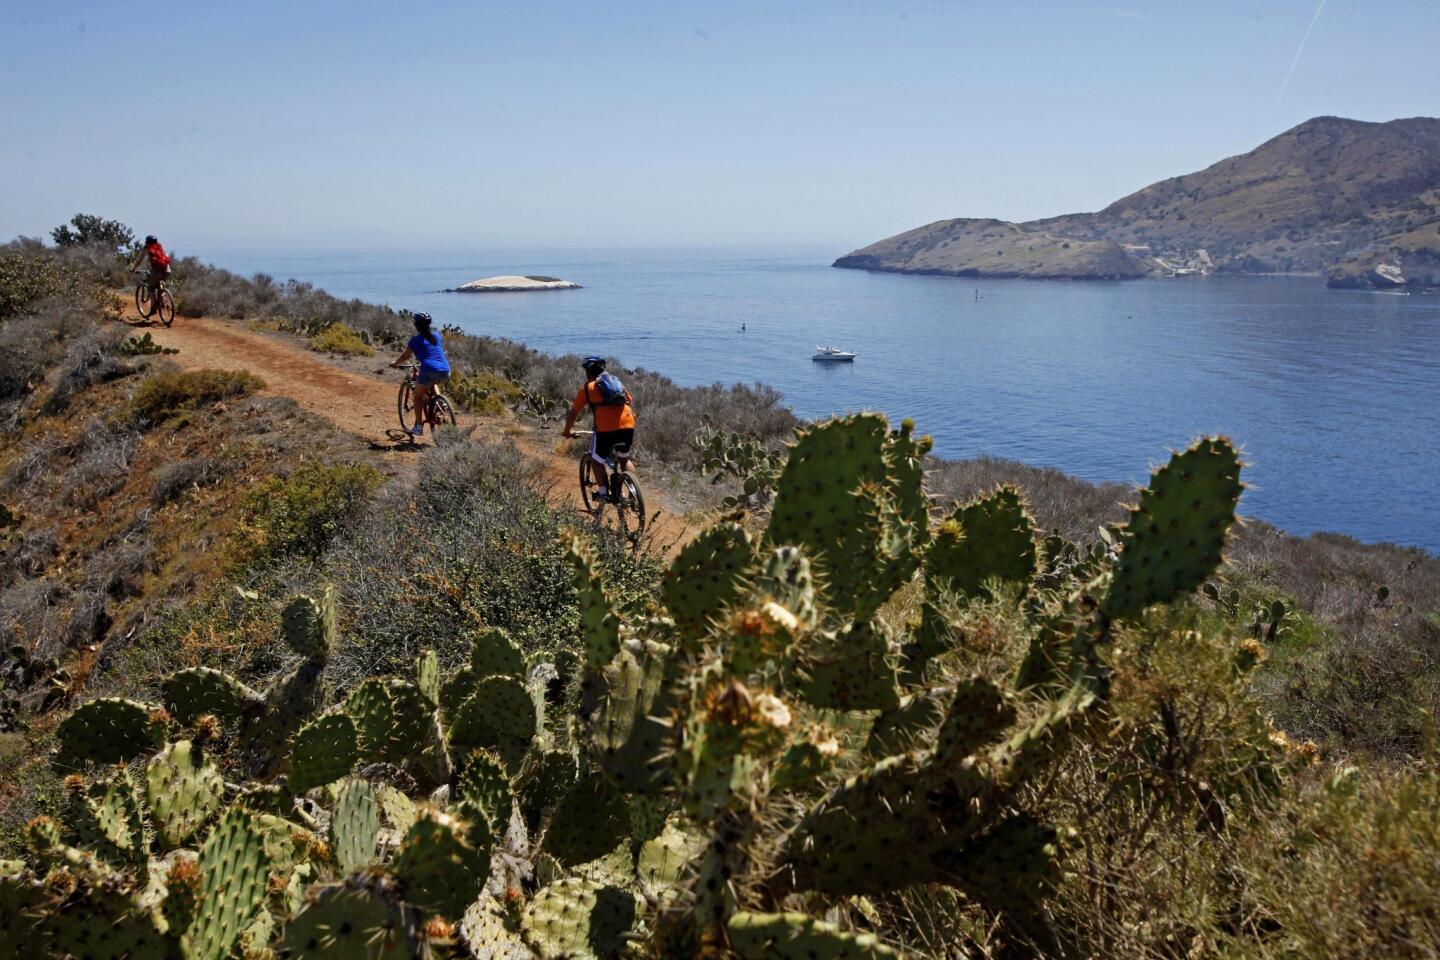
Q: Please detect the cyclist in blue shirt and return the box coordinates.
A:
[389,312,451,437]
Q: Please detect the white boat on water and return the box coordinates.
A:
[812,345,856,362]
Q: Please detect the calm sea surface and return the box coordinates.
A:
[206,246,1440,552]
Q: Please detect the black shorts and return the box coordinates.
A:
[590,429,635,462]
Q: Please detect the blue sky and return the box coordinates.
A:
[3,1,1438,251]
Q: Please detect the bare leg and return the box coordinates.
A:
[413,385,431,432]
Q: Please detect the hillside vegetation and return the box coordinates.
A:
[837,116,1440,288]
[2,224,1439,958]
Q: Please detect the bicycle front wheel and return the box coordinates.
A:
[397,381,415,432]
[135,283,152,318]
[579,456,598,514]
[614,472,646,542]
[157,288,175,327]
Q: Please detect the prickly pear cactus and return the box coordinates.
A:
[565,538,620,671]
[765,414,925,621]
[331,779,381,875]
[390,808,492,919]
[282,874,418,960]
[347,679,430,764]
[448,675,537,774]
[147,739,225,848]
[162,667,263,724]
[662,521,754,639]
[543,773,630,867]
[415,648,441,705]
[521,877,639,960]
[590,644,677,794]
[470,626,527,679]
[795,620,901,711]
[187,809,271,960]
[727,911,902,959]
[54,697,164,767]
[926,486,1037,600]
[287,713,358,794]
[280,588,337,657]
[457,748,514,840]
[1101,436,1242,621]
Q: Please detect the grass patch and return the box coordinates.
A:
[127,369,264,424]
[307,322,373,356]
[229,461,383,568]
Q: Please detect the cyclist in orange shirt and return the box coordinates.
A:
[562,356,636,503]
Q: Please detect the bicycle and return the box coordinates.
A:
[396,363,457,435]
[572,430,646,542]
[132,270,175,327]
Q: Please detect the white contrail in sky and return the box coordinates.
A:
[1278,0,1328,103]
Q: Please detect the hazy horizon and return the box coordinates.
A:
[5,1,1439,252]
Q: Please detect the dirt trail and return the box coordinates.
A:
[119,307,692,552]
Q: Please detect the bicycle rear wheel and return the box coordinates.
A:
[157,288,175,327]
[614,472,646,543]
[431,394,457,427]
[398,381,416,432]
[135,283,152,318]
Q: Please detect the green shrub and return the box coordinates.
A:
[49,213,134,252]
[0,252,107,320]
[447,370,522,415]
[306,322,373,356]
[126,369,264,424]
[232,461,383,567]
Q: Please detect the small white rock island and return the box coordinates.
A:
[450,275,581,292]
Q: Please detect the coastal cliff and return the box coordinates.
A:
[838,116,1440,288]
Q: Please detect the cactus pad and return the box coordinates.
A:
[796,621,901,711]
[147,739,225,848]
[865,689,948,759]
[727,911,902,959]
[1102,437,1242,621]
[521,750,578,833]
[415,648,441,705]
[447,676,536,773]
[470,626,526,679]
[390,808,492,919]
[457,748,514,839]
[54,697,162,767]
[331,779,381,874]
[188,808,270,960]
[662,521,754,639]
[934,676,1016,766]
[591,645,676,794]
[282,875,418,960]
[288,714,358,794]
[280,588,337,657]
[544,774,630,867]
[347,679,431,764]
[162,667,263,724]
[521,877,640,960]
[461,896,531,960]
[565,538,621,671]
[926,487,1037,600]
[637,819,706,902]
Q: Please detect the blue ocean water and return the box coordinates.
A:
[205,246,1440,551]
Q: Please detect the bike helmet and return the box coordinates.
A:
[582,355,606,374]
[413,312,432,326]
[144,235,158,245]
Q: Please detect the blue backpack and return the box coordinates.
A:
[592,372,629,406]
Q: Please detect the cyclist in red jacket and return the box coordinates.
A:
[129,236,172,298]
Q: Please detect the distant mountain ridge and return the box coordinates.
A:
[835,116,1440,288]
